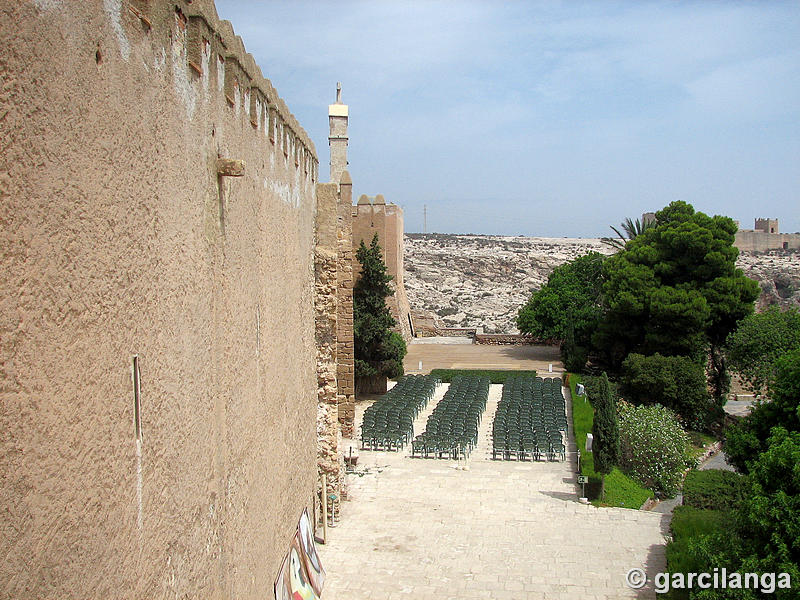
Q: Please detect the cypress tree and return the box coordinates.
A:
[353,234,406,391]
[592,372,619,499]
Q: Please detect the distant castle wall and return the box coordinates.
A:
[1,2,321,598]
[352,197,413,341]
[735,218,800,252]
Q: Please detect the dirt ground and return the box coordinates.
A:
[403,337,562,375]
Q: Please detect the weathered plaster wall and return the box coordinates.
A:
[1,1,319,598]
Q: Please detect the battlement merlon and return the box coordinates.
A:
[180,0,317,159]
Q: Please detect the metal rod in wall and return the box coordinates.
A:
[321,473,328,544]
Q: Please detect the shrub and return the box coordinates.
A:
[428,369,537,384]
[617,401,693,497]
[582,375,619,405]
[725,306,800,395]
[621,353,720,430]
[724,349,800,472]
[682,469,748,512]
[735,427,800,586]
[563,344,589,373]
[665,506,728,599]
[666,430,800,599]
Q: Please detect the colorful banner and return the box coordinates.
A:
[275,508,325,600]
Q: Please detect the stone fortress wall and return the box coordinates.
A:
[1,1,326,598]
[735,218,800,253]
[352,196,414,340]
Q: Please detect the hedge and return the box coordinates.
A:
[682,469,748,512]
[428,369,537,383]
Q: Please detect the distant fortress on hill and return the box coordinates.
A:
[734,218,800,252]
[642,213,799,252]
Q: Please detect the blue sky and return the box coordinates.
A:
[215,1,800,237]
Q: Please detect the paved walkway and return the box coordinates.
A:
[321,384,669,599]
[724,399,755,418]
[699,451,735,472]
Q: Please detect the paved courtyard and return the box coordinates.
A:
[319,381,669,600]
[404,338,563,376]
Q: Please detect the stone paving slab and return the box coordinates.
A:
[322,384,668,599]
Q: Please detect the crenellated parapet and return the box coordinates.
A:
[736,218,800,252]
[2,2,324,597]
[125,0,318,178]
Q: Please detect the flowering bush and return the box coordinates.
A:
[617,401,694,497]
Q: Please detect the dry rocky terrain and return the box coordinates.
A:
[404,233,800,333]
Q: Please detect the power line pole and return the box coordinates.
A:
[423,204,427,234]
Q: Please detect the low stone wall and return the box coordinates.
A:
[475,334,558,346]
[438,327,478,337]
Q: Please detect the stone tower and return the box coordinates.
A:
[328,82,348,183]
[755,218,779,234]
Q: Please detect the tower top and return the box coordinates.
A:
[328,82,349,183]
[328,82,348,117]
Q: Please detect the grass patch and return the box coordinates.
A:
[429,369,538,384]
[597,468,655,509]
[569,374,653,508]
[686,430,717,462]
[687,430,716,447]
[665,506,728,599]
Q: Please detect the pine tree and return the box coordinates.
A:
[353,234,406,392]
[592,372,619,499]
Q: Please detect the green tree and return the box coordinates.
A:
[517,252,605,371]
[735,427,800,587]
[353,234,406,391]
[600,216,655,251]
[726,306,800,396]
[593,201,759,401]
[592,372,619,499]
[621,353,720,430]
[725,348,800,472]
[686,428,800,599]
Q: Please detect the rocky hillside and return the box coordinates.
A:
[738,251,800,311]
[404,233,800,333]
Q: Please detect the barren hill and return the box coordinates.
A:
[404,233,800,334]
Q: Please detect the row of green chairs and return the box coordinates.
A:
[492,376,567,461]
[361,375,439,451]
[412,376,490,459]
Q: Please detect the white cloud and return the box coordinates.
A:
[215,1,800,235]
